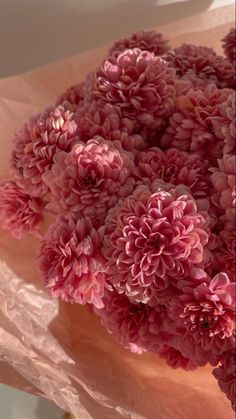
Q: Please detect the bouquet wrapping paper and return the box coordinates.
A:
[0,5,235,418]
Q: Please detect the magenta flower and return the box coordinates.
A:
[75,101,146,151]
[95,289,171,353]
[161,84,232,165]
[12,103,79,198]
[44,137,136,226]
[213,351,236,411]
[166,43,235,88]
[94,48,176,129]
[169,272,236,366]
[211,154,236,224]
[212,91,236,155]
[103,182,210,306]
[222,28,236,64]
[37,215,106,308]
[158,345,197,370]
[136,147,210,200]
[0,181,44,239]
[109,30,170,57]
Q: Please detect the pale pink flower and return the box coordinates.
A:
[212,91,236,155]
[0,181,44,239]
[75,101,146,151]
[213,351,236,411]
[158,345,197,370]
[37,215,106,308]
[211,154,236,223]
[222,28,236,64]
[95,289,171,353]
[166,43,235,88]
[136,147,211,199]
[161,84,232,165]
[44,137,136,226]
[102,182,210,306]
[169,272,236,366]
[109,30,170,57]
[12,103,79,197]
[94,49,176,129]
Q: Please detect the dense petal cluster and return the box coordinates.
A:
[37,215,106,308]
[103,182,210,305]
[211,155,236,224]
[109,30,170,57]
[136,147,210,199]
[95,289,170,352]
[76,101,146,150]
[12,103,79,197]
[94,48,176,128]
[169,272,235,365]
[161,84,232,164]
[222,28,236,64]
[0,181,44,238]
[213,351,236,411]
[158,345,197,370]
[212,91,236,155]
[44,137,136,226]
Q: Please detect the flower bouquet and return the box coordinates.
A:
[0,6,235,419]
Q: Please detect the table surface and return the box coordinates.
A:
[0,1,234,418]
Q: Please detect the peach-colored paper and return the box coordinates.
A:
[0,5,235,418]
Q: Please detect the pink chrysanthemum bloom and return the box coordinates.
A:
[136,147,210,200]
[169,272,236,366]
[158,345,197,370]
[0,181,44,239]
[102,182,210,306]
[109,30,170,57]
[166,43,235,88]
[212,91,236,155]
[211,154,236,224]
[56,72,96,108]
[222,28,236,64]
[213,351,236,411]
[94,48,176,129]
[37,215,106,308]
[44,137,136,226]
[212,222,235,281]
[161,84,232,165]
[75,101,146,151]
[95,289,171,353]
[12,103,79,198]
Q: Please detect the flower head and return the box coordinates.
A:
[94,48,176,129]
[12,103,79,197]
[103,182,210,305]
[44,137,136,226]
[213,351,236,411]
[95,289,171,353]
[222,28,236,64]
[0,181,44,239]
[37,215,106,308]
[212,91,236,155]
[109,30,170,57]
[158,345,197,370]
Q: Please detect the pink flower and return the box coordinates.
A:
[169,272,236,366]
[222,28,236,64]
[166,43,234,88]
[0,181,44,239]
[213,351,236,411]
[109,30,170,57]
[161,84,232,165]
[44,137,136,226]
[136,147,211,200]
[213,224,235,281]
[37,215,106,308]
[95,289,171,353]
[94,49,176,129]
[12,103,79,197]
[211,154,236,223]
[75,101,146,151]
[212,91,236,155]
[102,182,210,306]
[158,345,197,370]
